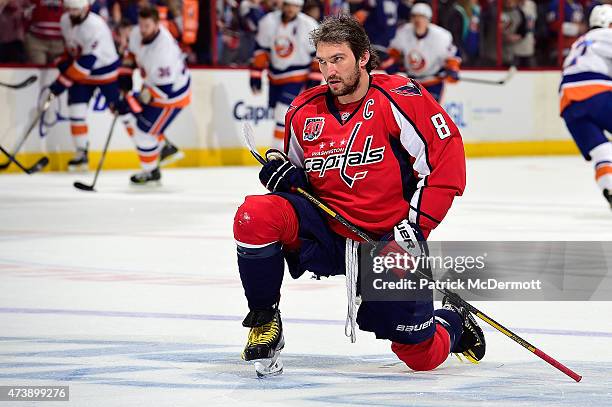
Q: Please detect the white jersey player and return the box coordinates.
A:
[559,4,612,207]
[49,0,120,170]
[250,0,321,148]
[114,6,191,185]
[383,3,460,102]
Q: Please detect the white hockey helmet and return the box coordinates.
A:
[411,3,432,21]
[283,0,304,6]
[63,0,89,9]
[589,4,612,28]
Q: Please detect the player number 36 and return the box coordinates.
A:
[430,113,451,140]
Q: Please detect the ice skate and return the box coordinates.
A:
[442,296,486,364]
[159,140,184,167]
[241,308,284,378]
[604,189,612,209]
[67,148,89,172]
[130,167,161,186]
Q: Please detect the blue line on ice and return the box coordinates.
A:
[1,307,611,338]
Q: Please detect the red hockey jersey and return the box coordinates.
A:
[283,74,466,239]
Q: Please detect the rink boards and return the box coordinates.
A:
[0,68,578,172]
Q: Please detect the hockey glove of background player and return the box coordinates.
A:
[109,93,143,116]
[49,76,69,96]
[443,68,459,83]
[259,149,308,193]
[443,57,461,83]
[250,70,263,94]
[48,57,74,96]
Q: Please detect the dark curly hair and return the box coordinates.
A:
[309,14,379,73]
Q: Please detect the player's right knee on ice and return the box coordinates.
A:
[391,324,452,371]
[233,195,299,247]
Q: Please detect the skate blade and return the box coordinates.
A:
[129,180,162,188]
[254,356,283,378]
[67,164,89,173]
[159,151,185,167]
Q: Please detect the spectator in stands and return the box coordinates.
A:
[109,0,144,26]
[352,0,409,61]
[513,0,536,66]
[238,0,267,65]
[303,0,322,21]
[328,0,350,16]
[480,0,499,66]
[217,0,241,65]
[546,0,586,64]
[441,0,481,65]
[501,0,526,65]
[23,0,63,65]
[0,0,26,63]
[91,0,111,21]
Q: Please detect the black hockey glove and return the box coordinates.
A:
[250,70,263,93]
[49,78,67,96]
[259,149,308,193]
[109,93,143,116]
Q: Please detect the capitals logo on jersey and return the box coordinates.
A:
[303,117,325,141]
[390,80,422,97]
[304,122,386,188]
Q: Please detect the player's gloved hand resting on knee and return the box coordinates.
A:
[259,149,308,193]
[373,219,428,276]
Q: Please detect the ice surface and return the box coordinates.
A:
[0,156,611,406]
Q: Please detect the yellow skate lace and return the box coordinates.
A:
[454,350,480,364]
[247,319,279,347]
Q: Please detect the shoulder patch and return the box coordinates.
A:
[390,79,422,97]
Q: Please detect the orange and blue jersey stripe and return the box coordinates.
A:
[559,72,612,113]
[146,78,191,109]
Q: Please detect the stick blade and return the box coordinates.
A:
[26,156,49,174]
[73,181,96,192]
[242,122,257,151]
[24,75,38,86]
[0,161,10,170]
[499,66,517,84]
[241,123,266,165]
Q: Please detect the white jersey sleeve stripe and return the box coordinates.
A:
[287,123,304,168]
[389,103,431,225]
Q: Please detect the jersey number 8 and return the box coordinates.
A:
[431,113,451,139]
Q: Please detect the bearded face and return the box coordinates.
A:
[326,60,361,97]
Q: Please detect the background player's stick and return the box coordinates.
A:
[457,66,516,85]
[0,75,37,89]
[241,123,582,383]
[0,93,54,171]
[0,144,49,174]
[74,115,118,192]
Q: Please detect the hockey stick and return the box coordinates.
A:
[457,66,517,85]
[73,115,118,192]
[0,93,54,171]
[0,75,37,89]
[241,123,582,382]
[0,144,49,174]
